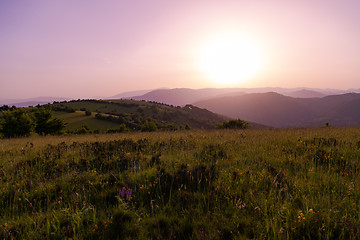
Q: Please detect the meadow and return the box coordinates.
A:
[0,128,359,239]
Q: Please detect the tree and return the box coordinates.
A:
[0,109,34,138]
[216,119,249,129]
[0,105,10,111]
[141,120,158,132]
[33,107,66,135]
[46,118,66,135]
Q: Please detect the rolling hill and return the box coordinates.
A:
[193,92,360,127]
[51,99,230,132]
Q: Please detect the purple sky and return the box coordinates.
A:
[1,0,360,99]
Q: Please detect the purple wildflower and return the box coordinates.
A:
[120,187,126,198]
[120,187,132,200]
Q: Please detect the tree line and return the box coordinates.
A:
[0,106,66,138]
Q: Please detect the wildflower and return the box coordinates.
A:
[120,187,132,200]
[309,209,314,213]
[120,187,126,198]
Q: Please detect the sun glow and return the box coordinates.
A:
[198,33,264,86]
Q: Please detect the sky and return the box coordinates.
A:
[1,0,360,99]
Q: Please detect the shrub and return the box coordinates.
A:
[216,119,248,129]
[141,120,158,132]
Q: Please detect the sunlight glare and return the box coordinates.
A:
[198,33,264,86]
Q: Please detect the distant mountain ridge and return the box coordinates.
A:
[193,92,360,127]
[109,89,154,99]
[129,88,249,106]
[283,89,327,98]
[0,97,71,107]
[123,87,356,106]
[3,87,358,108]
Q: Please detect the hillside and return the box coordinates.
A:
[51,99,229,132]
[193,92,360,127]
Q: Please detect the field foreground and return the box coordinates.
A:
[0,128,360,239]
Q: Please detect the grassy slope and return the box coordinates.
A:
[53,111,120,131]
[1,128,360,239]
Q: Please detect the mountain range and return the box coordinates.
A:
[126,87,358,106]
[193,92,360,127]
[2,87,360,128]
[2,87,359,108]
[120,87,360,127]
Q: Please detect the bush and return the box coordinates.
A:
[141,120,157,132]
[0,109,34,137]
[74,124,91,134]
[216,119,248,129]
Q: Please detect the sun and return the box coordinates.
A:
[198,33,264,86]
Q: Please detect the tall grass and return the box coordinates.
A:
[0,128,360,239]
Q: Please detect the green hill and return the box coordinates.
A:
[52,99,228,132]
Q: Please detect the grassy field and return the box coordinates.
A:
[0,128,360,239]
[53,111,121,131]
